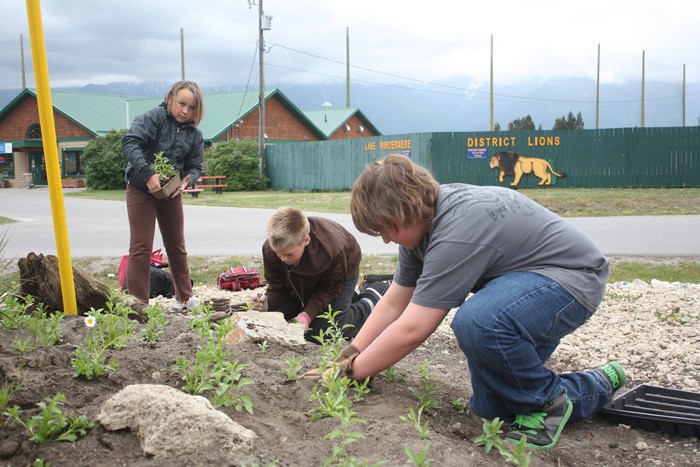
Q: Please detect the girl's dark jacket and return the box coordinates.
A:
[122,102,204,191]
[262,217,362,320]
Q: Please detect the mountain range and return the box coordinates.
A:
[1,77,697,135]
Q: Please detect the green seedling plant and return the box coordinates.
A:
[284,355,305,381]
[451,397,469,414]
[0,294,31,330]
[0,381,21,429]
[307,359,378,465]
[9,337,34,381]
[400,406,430,440]
[173,334,229,395]
[502,436,531,466]
[405,443,432,467]
[604,288,643,304]
[32,459,50,467]
[71,310,131,380]
[4,393,94,444]
[308,370,358,422]
[408,360,440,416]
[189,302,217,337]
[322,428,368,467]
[655,305,687,324]
[141,303,169,343]
[22,303,64,348]
[312,307,353,361]
[151,151,178,180]
[209,359,255,413]
[173,313,255,413]
[349,378,372,403]
[380,366,406,383]
[474,417,507,454]
[258,339,269,352]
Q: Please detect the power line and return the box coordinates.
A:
[271,43,697,106]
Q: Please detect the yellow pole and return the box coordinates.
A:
[25,0,77,315]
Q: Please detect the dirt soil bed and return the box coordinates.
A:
[1,282,699,466]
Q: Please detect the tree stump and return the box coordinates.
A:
[18,252,111,315]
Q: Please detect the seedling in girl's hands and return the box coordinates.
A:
[151,151,178,180]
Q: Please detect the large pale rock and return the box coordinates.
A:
[97,384,256,458]
[225,311,307,346]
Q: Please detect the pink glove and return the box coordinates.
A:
[293,312,312,331]
[247,292,268,312]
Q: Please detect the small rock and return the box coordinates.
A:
[635,441,649,451]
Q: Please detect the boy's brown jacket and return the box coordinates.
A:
[262,217,361,320]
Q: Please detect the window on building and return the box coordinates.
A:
[26,123,42,139]
[63,150,85,176]
[0,153,14,180]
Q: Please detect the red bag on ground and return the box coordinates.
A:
[118,248,170,290]
[217,266,265,291]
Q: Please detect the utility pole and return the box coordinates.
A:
[489,35,494,131]
[250,0,271,177]
[641,50,645,128]
[20,34,26,88]
[346,27,350,108]
[180,28,185,80]
[682,64,686,127]
[595,44,600,129]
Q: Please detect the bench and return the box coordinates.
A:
[196,183,228,194]
[182,188,204,198]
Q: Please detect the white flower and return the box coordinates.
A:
[84,316,96,328]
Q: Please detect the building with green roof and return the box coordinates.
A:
[0,88,379,187]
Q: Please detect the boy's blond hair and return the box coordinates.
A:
[351,154,439,236]
[266,207,310,250]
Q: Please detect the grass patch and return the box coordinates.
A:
[0,217,16,225]
[66,188,700,217]
[5,255,697,289]
[608,258,700,284]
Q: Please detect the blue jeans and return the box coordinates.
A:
[450,271,614,422]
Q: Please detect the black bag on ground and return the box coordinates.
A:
[124,266,175,298]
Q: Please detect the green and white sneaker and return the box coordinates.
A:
[594,361,627,394]
[505,392,573,450]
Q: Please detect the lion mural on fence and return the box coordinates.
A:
[489,151,567,186]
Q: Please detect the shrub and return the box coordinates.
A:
[82,129,128,190]
[205,140,269,191]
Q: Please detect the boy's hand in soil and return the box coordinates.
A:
[300,344,360,381]
[293,312,312,331]
[247,292,268,312]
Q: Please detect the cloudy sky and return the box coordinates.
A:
[1,0,698,95]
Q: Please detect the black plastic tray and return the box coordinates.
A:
[599,384,700,436]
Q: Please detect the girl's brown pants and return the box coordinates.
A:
[126,185,194,304]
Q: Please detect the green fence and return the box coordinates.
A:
[266,127,700,190]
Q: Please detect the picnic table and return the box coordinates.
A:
[183,175,227,197]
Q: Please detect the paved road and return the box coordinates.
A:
[1,187,699,259]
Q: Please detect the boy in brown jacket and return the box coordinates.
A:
[249,207,389,342]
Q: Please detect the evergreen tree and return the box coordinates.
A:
[507,115,536,130]
[553,111,585,130]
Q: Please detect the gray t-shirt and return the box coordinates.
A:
[394,184,609,313]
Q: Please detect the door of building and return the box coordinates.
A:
[29,151,47,186]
